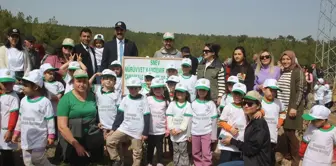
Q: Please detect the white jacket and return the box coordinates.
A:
[0,46,31,75]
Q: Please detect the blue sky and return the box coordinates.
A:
[2,0,321,39]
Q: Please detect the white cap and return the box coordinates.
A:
[126,77,142,87]
[227,76,239,84]
[263,79,282,91]
[166,75,180,83]
[163,32,174,40]
[150,78,165,88]
[166,63,177,70]
[62,38,75,47]
[22,69,44,88]
[0,69,15,83]
[40,63,58,74]
[110,60,122,66]
[94,34,104,41]
[101,69,116,77]
[175,83,188,92]
[195,78,210,90]
[318,78,324,84]
[181,58,192,67]
[325,84,330,89]
[144,72,155,78]
[232,82,247,95]
[68,61,81,70]
[302,105,331,120]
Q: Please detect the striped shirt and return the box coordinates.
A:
[277,71,292,110]
[217,67,226,97]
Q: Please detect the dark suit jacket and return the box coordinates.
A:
[73,44,97,78]
[101,38,138,71]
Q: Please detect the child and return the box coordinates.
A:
[89,69,120,137]
[106,77,150,166]
[109,60,123,97]
[165,63,178,81]
[217,82,247,163]
[324,84,333,108]
[314,78,327,105]
[166,83,192,166]
[146,78,170,166]
[140,72,155,96]
[190,78,218,166]
[166,75,180,101]
[179,58,197,102]
[299,105,335,166]
[60,57,86,94]
[261,79,286,165]
[0,69,20,166]
[12,69,55,166]
[219,76,239,112]
[40,63,64,115]
[93,34,105,84]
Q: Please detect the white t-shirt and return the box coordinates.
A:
[94,85,121,129]
[166,101,193,142]
[44,81,65,114]
[147,96,168,135]
[219,93,233,109]
[115,76,124,96]
[63,73,73,94]
[6,48,24,71]
[117,95,150,139]
[179,75,197,102]
[262,98,284,143]
[18,96,55,150]
[191,99,218,135]
[302,124,336,166]
[218,103,246,152]
[314,85,327,101]
[0,92,19,150]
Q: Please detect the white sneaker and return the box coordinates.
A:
[156,163,164,166]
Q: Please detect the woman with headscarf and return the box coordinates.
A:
[277,50,305,166]
[230,46,254,91]
[254,50,281,93]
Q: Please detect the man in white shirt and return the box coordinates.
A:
[101,21,138,71]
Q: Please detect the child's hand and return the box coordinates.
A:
[95,72,102,77]
[253,111,263,119]
[141,135,148,141]
[221,136,232,145]
[171,129,176,136]
[76,53,82,62]
[175,129,182,135]
[69,53,75,61]
[230,128,239,136]
[4,131,13,142]
[98,123,103,129]
[48,138,54,145]
[12,134,19,143]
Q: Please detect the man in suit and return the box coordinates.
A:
[101,21,138,71]
[73,28,97,78]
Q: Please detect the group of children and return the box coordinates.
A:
[314,78,333,108]
[0,53,336,166]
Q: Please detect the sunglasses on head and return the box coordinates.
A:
[63,46,73,50]
[260,55,271,60]
[203,50,213,54]
[242,100,256,107]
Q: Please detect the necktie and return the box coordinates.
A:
[119,41,124,62]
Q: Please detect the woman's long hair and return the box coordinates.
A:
[202,43,221,64]
[231,46,250,73]
[255,49,275,75]
[5,35,24,51]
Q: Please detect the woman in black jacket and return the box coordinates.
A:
[221,90,272,166]
[230,46,254,91]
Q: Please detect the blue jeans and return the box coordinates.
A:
[218,160,244,166]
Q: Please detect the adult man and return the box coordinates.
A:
[101,21,138,71]
[73,28,97,78]
[24,35,40,69]
[153,32,182,58]
[180,46,198,75]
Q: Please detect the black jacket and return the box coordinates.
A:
[230,64,255,91]
[73,44,97,78]
[230,118,272,166]
[183,55,199,75]
[101,38,138,71]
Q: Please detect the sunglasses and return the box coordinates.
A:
[242,100,256,107]
[260,55,271,60]
[203,50,213,54]
[63,46,73,50]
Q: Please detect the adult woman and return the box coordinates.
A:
[57,69,104,166]
[277,50,305,166]
[221,91,272,166]
[34,43,46,63]
[0,28,31,78]
[230,46,254,91]
[196,43,225,105]
[254,50,281,93]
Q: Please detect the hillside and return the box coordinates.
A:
[0,9,321,64]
